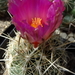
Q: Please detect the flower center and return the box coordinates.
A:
[31,18,43,28]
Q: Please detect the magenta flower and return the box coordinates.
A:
[8,0,65,47]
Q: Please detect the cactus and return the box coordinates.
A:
[0,0,8,18]
[63,0,74,12]
[60,0,75,33]
[3,32,75,75]
[0,0,74,75]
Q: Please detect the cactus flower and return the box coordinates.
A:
[8,0,65,47]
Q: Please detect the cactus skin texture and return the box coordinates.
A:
[60,0,75,33]
[3,32,71,75]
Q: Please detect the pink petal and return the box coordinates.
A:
[8,0,65,47]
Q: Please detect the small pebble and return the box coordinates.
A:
[60,32,67,39]
[55,29,60,34]
[68,37,75,42]
[68,33,73,37]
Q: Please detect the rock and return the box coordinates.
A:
[68,33,73,37]
[68,37,75,42]
[55,29,60,34]
[60,32,67,39]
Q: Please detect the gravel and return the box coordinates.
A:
[0,21,11,34]
[60,32,67,39]
[55,29,75,42]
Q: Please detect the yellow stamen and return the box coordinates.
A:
[31,18,43,28]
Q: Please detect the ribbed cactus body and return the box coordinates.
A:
[3,32,69,75]
[60,0,75,33]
